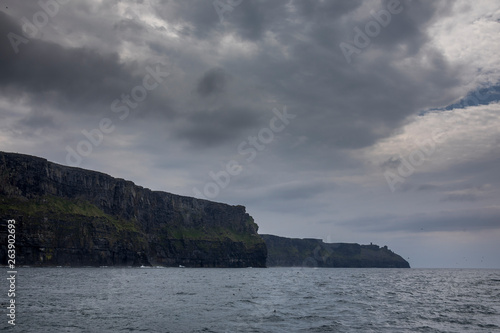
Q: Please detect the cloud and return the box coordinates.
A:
[262,180,334,202]
[440,193,478,202]
[0,12,134,110]
[196,67,228,97]
[342,207,500,233]
[172,106,262,148]
[416,184,439,191]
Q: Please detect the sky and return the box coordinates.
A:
[1,0,499,268]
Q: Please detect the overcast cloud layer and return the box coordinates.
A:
[1,0,499,268]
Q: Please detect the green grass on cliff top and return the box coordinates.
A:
[168,226,262,244]
[0,195,263,245]
[0,195,138,233]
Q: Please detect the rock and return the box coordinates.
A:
[261,234,410,268]
[0,151,266,267]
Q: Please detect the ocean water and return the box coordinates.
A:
[1,267,499,332]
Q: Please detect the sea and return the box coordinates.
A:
[1,267,499,332]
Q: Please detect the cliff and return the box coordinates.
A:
[0,152,266,267]
[261,234,410,268]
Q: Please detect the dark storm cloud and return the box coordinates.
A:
[0,11,171,117]
[174,106,262,148]
[17,112,56,129]
[266,181,333,201]
[196,67,227,97]
[153,0,291,41]
[152,0,221,39]
[224,0,289,41]
[113,18,146,33]
[1,1,465,153]
[189,0,464,153]
[292,0,364,19]
[417,184,440,191]
[355,0,453,56]
[440,193,478,202]
[0,12,123,89]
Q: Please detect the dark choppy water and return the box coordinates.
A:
[1,267,499,332]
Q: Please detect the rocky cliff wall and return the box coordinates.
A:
[0,152,266,267]
[261,234,410,268]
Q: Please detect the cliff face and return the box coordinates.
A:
[261,234,410,268]
[0,152,266,267]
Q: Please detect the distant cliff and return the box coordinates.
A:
[0,152,266,267]
[261,234,410,268]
